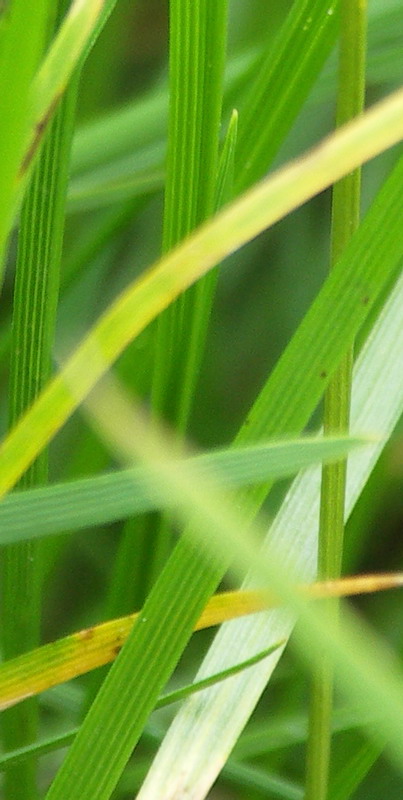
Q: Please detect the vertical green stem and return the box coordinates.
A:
[152,0,228,428]
[0,7,79,796]
[148,0,227,583]
[305,3,367,799]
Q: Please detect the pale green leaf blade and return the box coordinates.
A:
[135,269,403,800]
[0,435,370,544]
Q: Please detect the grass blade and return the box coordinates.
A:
[0,96,402,498]
[136,268,403,799]
[0,435,370,543]
[0,643,282,773]
[0,0,50,276]
[0,3,79,796]
[0,577,399,713]
[235,0,338,191]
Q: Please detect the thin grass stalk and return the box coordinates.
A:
[0,643,281,772]
[0,10,79,797]
[305,2,367,798]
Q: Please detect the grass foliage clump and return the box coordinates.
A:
[0,0,402,798]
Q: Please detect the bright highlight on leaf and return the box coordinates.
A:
[0,573,401,713]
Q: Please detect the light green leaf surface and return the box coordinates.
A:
[135,269,403,800]
[68,3,401,187]
[234,0,338,191]
[40,166,403,798]
[0,96,403,498]
[43,267,403,800]
[22,0,109,181]
[0,435,369,543]
[0,0,51,276]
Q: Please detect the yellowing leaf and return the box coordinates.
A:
[0,573,401,712]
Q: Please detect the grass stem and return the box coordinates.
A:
[305,2,368,798]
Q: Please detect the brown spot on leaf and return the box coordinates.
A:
[19,91,63,176]
[77,627,95,641]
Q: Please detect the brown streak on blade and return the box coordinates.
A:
[19,92,63,176]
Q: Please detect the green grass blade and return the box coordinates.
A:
[135,268,403,799]
[0,435,370,544]
[0,8,400,799]
[235,0,338,191]
[329,739,383,800]
[20,0,110,185]
[0,649,290,792]
[0,730,78,773]
[104,101,238,621]
[152,0,228,432]
[216,109,238,208]
[0,4,79,796]
[67,2,398,186]
[41,189,403,799]
[0,0,50,278]
[0,643,282,773]
[43,260,403,799]
[70,82,167,177]
[119,753,305,800]
[234,707,379,759]
[156,641,284,709]
[0,97,403,497]
[113,16,234,614]
[67,155,164,213]
[0,114,399,800]
[0,0,118,284]
[222,760,304,800]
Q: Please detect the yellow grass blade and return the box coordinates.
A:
[0,573,401,712]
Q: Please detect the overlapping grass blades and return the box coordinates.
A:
[134,268,403,800]
[0,2,402,799]
[1,97,403,498]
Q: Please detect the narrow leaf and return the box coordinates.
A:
[0,435,370,544]
[0,97,403,497]
[0,576,400,712]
